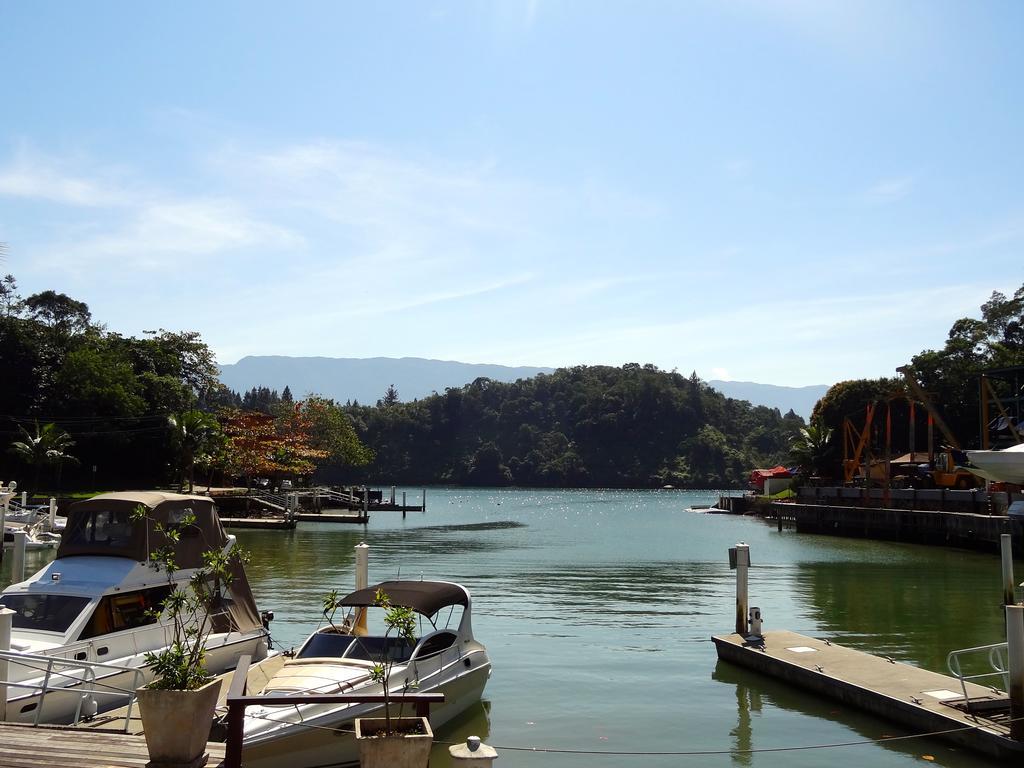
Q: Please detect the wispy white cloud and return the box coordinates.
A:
[62,199,302,268]
[865,176,914,203]
[0,149,129,206]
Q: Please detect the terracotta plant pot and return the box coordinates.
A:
[136,678,222,768]
[355,716,433,768]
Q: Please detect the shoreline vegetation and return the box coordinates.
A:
[1,274,1022,495]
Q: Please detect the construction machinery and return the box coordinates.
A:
[838,368,982,490]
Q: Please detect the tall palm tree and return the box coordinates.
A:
[168,410,221,492]
[8,421,78,494]
[789,422,835,480]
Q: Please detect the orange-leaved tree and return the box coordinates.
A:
[219,406,328,489]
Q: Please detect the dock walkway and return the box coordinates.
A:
[0,721,226,767]
[714,629,1022,760]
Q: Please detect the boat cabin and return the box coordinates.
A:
[296,580,473,664]
[0,492,262,651]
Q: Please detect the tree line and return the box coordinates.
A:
[334,365,805,488]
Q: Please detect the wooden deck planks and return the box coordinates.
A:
[0,722,226,767]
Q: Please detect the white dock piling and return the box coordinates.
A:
[20,492,26,508]
[11,530,26,584]
[1002,533,1016,608]
[49,497,57,530]
[355,542,369,591]
[391,486,396,505]
[0,606,13,722]
[1007,604,1024,741]
[354,542,369,635]
[732,543,750,636]
[0,493,7,564]
[362,487,369,517]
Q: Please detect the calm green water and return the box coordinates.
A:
[3,488,1014,767]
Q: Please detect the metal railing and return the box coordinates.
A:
[946,642,1009,705]
[0,649,145,731]
[222,654,444,768]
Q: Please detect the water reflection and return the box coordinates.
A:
[792,558,1007,671]
[711,661,1004,768]
[427,700,492,768]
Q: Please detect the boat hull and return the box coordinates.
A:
[966,448,1024,484]
[4,633,267,724]
[241,659,491,768]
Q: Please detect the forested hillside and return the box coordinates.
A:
[337,365,805,488]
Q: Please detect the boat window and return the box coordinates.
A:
[296,631,356,659]
[63,508,137,549]
[413,630,458,659]
[0,594,91,634]
[342,636,415,663]
[78,585,173,640]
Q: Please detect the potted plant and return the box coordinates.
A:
[130,504,247,768]
[325,588,432,768]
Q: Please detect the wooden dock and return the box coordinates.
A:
[0,721,226,767]
[220,517,296,530]
[713,629,1023,760]
[294,511,368,524]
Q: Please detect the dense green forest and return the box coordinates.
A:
[336,366,805,488]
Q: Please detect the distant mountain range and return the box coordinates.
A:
[217,356,555,405]
[708,380,829,419]
[217,356,828,417]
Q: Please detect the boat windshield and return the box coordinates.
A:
[296,631,356,659]
[0,593,91,634]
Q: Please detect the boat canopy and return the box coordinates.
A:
[54,492,263,634]
[341,581,469,616]
[57,492,227,566]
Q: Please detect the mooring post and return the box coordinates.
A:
[363,486,369,517]
[731,543,750,636]
[1007,604,1024,741]
[355,542,369,634]
[48,497,57,530]
[422,488,426,512]
[449,735,498,766]
[1002,534,1016,608]
[0,606,12,722]
[391,485,396,505]
[0,492,7,565]
[11,530,26,584]
[20,492,27,508]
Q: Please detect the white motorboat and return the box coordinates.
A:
[241,580,491,768]
[0,491,272,724]
[3,522,61,550]
[965,443,1024,484]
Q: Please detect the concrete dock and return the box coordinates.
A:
[713,629,1022,760]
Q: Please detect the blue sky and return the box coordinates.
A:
[2,1,1022,386]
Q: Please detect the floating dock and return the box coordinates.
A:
[220,517,297,530]
[295,511,369,523]
[713,629,1023,760]
[0,721,226,767]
